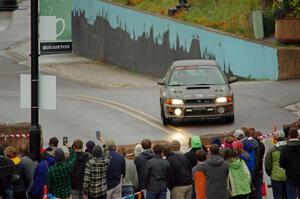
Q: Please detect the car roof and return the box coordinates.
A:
[172,59,218,67]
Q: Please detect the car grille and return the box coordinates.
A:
[185,108,214,116]
[184,99,214,105]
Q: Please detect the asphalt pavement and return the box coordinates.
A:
[0,0,300,198]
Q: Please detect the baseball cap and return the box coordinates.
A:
[275,130,285,140]
[234,129,245,139]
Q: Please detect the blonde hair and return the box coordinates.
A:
[4,146,18,159]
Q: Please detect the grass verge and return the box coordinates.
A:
[109,0,261,38]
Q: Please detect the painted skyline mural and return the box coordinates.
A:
[73,0,278,79]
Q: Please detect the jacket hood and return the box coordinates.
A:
[141,149,154,160]
[206,155,224,166]
[76,151,90,162]
[243,140,254,153]
[92,145,103,158]
[229,158,243,169]
[45,146,55,152]
[275,141,286,149]
[46,155,56,166]
[287,140,300,147]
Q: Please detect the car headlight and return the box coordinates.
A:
[171,99,184,105]
[216,97,227,103]
[215,96,233,103]
[165,99,184,105]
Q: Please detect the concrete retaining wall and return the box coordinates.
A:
[72,0,279,80]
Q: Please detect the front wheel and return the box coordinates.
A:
[161,105,172,126]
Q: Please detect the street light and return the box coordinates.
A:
[0,0,18,31]
[29,0,41,161]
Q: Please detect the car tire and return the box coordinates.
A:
[224,115,235,124]
[161,105,172,126]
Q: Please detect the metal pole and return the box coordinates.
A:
[29,0,41,161]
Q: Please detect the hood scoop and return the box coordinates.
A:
[186,86,210,90]
[172,90,183,93]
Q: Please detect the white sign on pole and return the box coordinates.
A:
[20,74,56,110]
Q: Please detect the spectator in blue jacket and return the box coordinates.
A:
[106,139,126,199]
[30,151,56,199]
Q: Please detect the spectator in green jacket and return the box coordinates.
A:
[224,148,251,199]
[47,146,76,199]
[265,130,287,199]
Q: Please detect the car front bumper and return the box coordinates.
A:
[163,103,234,119]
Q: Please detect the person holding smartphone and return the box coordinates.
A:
[47,143,77,199]
[83,136,112,199]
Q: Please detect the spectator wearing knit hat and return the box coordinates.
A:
[47,146,76,199]
[106,139,126,199]
[185,136,203,167]
[134,143,143,157]
[265,130,287,199]
[83,143,111,199]
[185,136,203,199]
[224,136,234,149]
[31,149,56,199]
[85,140,96,155]
[211,137,224,156]
[232,140,254,175]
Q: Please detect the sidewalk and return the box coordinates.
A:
[1,39,157,89]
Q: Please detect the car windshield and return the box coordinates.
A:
[168,66,226,86]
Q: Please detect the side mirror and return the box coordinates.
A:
[228,76,238,84]
[157,79,165,85]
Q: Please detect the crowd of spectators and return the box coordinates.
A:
[0,119,300,199]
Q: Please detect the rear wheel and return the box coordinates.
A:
[224,115,235,124]
[161,104,172,125]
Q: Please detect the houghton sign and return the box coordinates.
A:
[39,0,72,54]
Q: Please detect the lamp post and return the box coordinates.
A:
[29,0,41,161]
